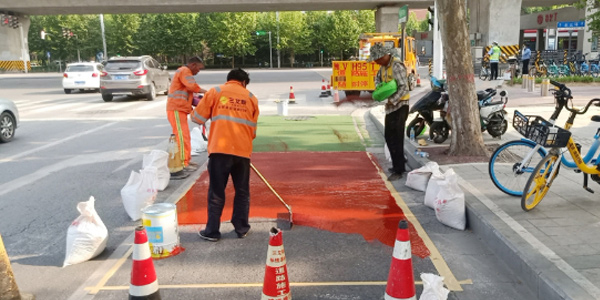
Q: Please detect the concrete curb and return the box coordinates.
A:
[367,107,596,300]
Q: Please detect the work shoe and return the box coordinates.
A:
[387,173,403,181]
[237,229,250,239]
[198,230,219,242]
[184,164,199,172]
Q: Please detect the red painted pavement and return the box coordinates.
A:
[176,152,430,258]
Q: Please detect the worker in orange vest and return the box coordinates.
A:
[192,68,259,241]
[166,56,207,171]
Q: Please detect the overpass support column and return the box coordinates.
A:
[468,0,521,47]
[375,6,399,33]
[0,15,31,72]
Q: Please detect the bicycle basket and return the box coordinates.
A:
[512,111,571,147]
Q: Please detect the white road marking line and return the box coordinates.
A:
[0,122,118,164]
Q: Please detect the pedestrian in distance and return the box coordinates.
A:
[166,56,208,172]
[488,41,502,80]
[192,68,260,242]
[369,43,410,181]
[521,43,531,75]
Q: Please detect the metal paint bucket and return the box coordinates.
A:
[142,203,184,259]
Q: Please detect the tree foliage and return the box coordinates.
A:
[27,10,383,67]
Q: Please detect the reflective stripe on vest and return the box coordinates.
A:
[212,114,257,128]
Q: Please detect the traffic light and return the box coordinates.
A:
[427,6,434,31]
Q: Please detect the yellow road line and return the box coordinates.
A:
[87,279,474,291]
[366,152,466,291]
[87,246,133,295]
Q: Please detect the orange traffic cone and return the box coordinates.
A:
[326,81,332,95]
[129,226,162,300]
[416,74,421,87]
[288,86,296,104]
[384,220,416,300]
[261,227,291,300]
[319,79,329,98]
[333,87,340,103]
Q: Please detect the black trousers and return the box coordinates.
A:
[385,105,409,174]
[490,62,499,80]
[522,59,530,75]
[204,153,251,238]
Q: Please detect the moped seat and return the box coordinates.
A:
[591,115,600,122]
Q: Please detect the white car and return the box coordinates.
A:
[62,62,104,94]
[0,98,19,143]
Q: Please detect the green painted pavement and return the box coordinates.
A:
[253,116,366,152]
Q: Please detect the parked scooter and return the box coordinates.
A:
[405,76,448,139]
[407,77,509,144]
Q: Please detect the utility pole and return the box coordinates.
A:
[100,14,107,61]
[269,31,273,69]
[276,11,280,69]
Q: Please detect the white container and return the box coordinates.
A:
[277,100,289,116]
[142,203,183,259]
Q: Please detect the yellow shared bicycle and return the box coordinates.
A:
[521,80,600,211]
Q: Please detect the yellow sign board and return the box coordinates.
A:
[331,61,380,91]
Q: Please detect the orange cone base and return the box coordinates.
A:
[151,245,185,260]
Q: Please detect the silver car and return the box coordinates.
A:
[0,98,19,143]
[100,55,171,102]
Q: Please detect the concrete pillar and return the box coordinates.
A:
[0,14,30,72]
[468,0,490,47]
[488,0,521,45]
[375,6,400,33]
[579,2,597,55]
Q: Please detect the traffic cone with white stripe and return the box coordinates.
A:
[384,220,416,300]
[416,74,421,87]
[319,79,329,98]
[261,227,291,300]
[327,81,332,95]
[333,87,340,103]
[288,86,296,104]
[129,226,161,300]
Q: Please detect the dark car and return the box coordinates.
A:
[100,55,170,102]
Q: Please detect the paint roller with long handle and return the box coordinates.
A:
[250,163,293,229]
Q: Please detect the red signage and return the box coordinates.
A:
[538,12,558,25]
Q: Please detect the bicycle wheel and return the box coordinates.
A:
[479,68,488,80]
[521,153,560,211]
[488,140,546,196]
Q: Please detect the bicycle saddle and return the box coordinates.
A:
[591,115,600,122]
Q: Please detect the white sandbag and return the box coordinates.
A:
[406,161,440,192]
[424,168,449,208]
[142,150,170,191]
[190,127,207,156]
[384,143,392,162]
[419,273,449,300]
[434,170,466,230]
[63,196,108,267]
[121,168,158,221]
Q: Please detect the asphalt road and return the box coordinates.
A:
[1,68,536,299]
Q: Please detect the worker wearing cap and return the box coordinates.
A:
[166,56,208,172]
[488,41,502,80]
[369,43,410,181]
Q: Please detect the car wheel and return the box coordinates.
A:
[64,89,72,94]
[0,112,16,143]
[102,93,113,102]
[164,78,171,95]
[146,83,156,101]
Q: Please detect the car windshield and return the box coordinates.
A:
[66,65,94,72]
[105,60,142,71]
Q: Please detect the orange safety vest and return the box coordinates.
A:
[166,66,201,114]
[192,81,260,158]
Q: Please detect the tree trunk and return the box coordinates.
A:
[289,49,295,68]
[437,0,489,157]
[231,55,235,69]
